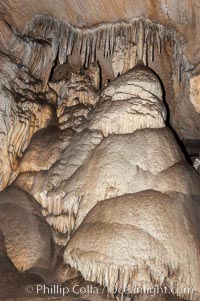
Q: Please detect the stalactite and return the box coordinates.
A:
[67,27,74,56]
[136,20,144,62]
[91,33,97,63]
[24,16,185,80]
[58,23,68,64]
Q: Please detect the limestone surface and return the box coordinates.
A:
[0,186,56,281]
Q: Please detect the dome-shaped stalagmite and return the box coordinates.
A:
[63,65,200,301]
[87,64,167,136]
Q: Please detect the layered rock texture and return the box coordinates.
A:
[1,0,200,142]
[62,66,200,301]
[0,19,55,191]
[10,65,200,301]
[0,2,200,301]
[0,9,200,190]
[0,186,55,281]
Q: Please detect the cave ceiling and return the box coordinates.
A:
[1,0,200,65]
[0,0,200,145]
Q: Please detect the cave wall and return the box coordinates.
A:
[1,0,200,140]
[0,1,200,300]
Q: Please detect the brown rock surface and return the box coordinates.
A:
[0,186,56,280]
[0,3,200,300]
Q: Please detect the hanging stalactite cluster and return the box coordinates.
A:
[24,15,186,80]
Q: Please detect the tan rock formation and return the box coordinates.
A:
[190,74,200,113]
[1,1,199,140]
[65,191,200,299]
[0,20,56,191]
[15,128,104,244]
[0,186,55,281]
[87,64,166,136]
[61,66,200,301]
[0,2,200,300]
[10,64,199,300]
